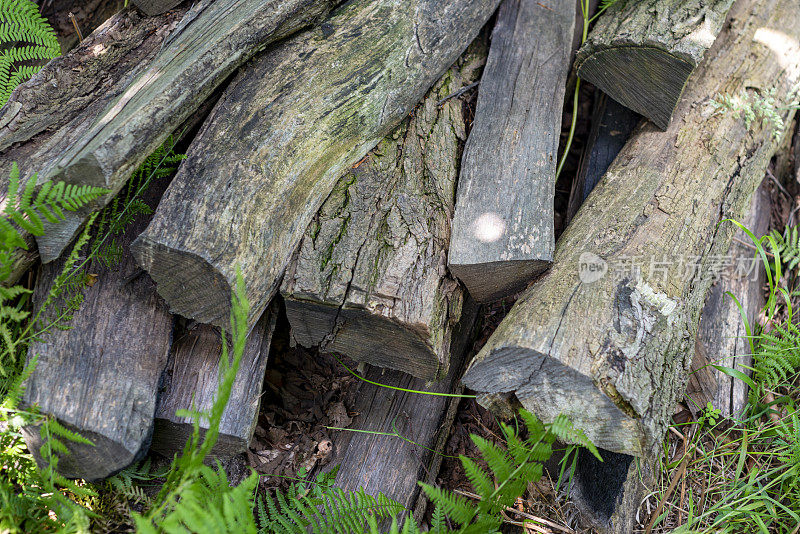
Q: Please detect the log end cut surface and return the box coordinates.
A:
[448,259,550,303]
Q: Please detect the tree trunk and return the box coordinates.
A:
[448,0,575,303]
[131,0,183,17]
[131,0,501,330]
[151,303,278,458]
[0,8,187,283]
[20,173,174,481]
[35,0,336,264]
[280,39,485,381]
[462,0,800,457]
[575,0,734,130]
[688,182,770,418]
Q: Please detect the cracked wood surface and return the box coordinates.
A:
[575,0,734,129]
[280,39,486,380]
[21,168,173,481]
[0,8,185,284]
[34,0,336,263]
[132,0,501,330]
[462,0,800,456]
[132,0,183,16]
[152,302,278,459]
[448,0,575,303]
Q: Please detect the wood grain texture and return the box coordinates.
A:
[0,8,186,281]
[20,176,173,481]
[448,0,575,303]
[131,0,183,16]
[132,0,501,330]
[462,0,800,456]
[688,182,770,418]
[575,0,734,129]
[280,40,486,381]
[152,302,278,458]
[36,0,336,263]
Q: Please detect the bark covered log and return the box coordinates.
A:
[131,0,183,17]
[152,303,278,458]
[448,0,575,303]
[35,0,336,263]
[575,0,734,130]
[20,175,174,481]
[132,0,501,330]
[462,0,800,456]
[280,39,485,380]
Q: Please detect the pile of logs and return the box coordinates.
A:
[4,0,800,531]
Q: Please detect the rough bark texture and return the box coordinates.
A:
[44,0,125,52]
[280,40,485,380]
[462,0,800,456]
[0,8,186,281]
[36,0,336,263]
[20,176,173,481]
[566,92,641,224]
[132,0,501,330]
[448,0,575,303]
[152,303,278,458]
[131,0,183,16]
[688,182,770,418]
[575,0,734,130]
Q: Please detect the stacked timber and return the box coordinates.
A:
[448,0,576,303]
[280,39,486,380]
[576,0,734,129]
[462,0,800,459]
[132,0,501,330]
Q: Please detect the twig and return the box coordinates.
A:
[646,430,693,534]
[766,168,793,201]
[437,81,480,107]
[68,12,83,43]
[454,489,574,533]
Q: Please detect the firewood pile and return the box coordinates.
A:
[3,0,799,531]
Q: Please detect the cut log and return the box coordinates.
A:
[565,92,640,224]
[462,0,800,456]
[688,182,770,418]
[280,39,486,381]
[131,0,183,17]
[448,0,576,303]
[0,8,187,284]
[575,0,734,130]
[35,0,336,263]
[20,174,174,481]
[152,303,278,458]
[132,0,501,329]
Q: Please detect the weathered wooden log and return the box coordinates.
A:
[575,0,734,130]
[448,0,575,303]
[132,0,501,330]
[152,302,278,458]
[35,0,336,263]
[280,39,485,381]
[131,0,183,17]
[20,176,174,481]
[566,92,640,224]
[0,8,186,283]
[462,0,800,456]
[688,182,770,418]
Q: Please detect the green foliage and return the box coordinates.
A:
[711,85,800,140]
[770,225,800,272]
[0,0,61,107]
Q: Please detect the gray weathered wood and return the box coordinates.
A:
[152,302,278,458]
[132,0,183,17]
[35,0,336,263]
[0,8,187,284]
[575,0,734,130]
[132,0,501,330]
[448,0,575,303]
[280,40,485,381]
[566,92,640,224]
[688,182,770,418]
[462,0,800,456]
[20,175,173,481]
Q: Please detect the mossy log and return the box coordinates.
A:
[151,303,278,458]
[0,8,185,284]
[131,0,183,16]
[575,0,734,130]
[20,176,174,481]
[462,0,800,456]
[35,0,336,263]
[280,40,485,381]
[688,182,770,418]
[132,0,501,330]
[448,0,575,303]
